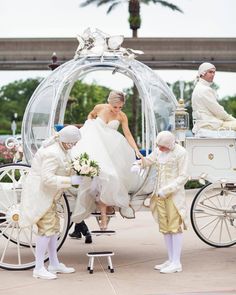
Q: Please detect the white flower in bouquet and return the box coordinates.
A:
[72,152,100,178]
[80,164,90,175]
[73,159,82,173]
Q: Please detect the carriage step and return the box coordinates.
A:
[86,251,115,274]
[91,230,116,236]
[91,212,116,232]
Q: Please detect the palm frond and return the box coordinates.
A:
[150,0,183,13]
[98,0,117,4]
[80,0,99,8]
[106,1,122,13]
[80,0,122,12]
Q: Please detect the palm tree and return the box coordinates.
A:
[80,0,183,38]
[80,0,183,139]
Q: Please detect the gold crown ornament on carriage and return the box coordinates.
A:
[74,27,144,60]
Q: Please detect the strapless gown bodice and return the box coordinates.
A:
[96,117,120,130]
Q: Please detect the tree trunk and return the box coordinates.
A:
[132,29,138,38]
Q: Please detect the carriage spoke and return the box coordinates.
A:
[207,217,221,240]
[0,222,15,263]
[195,202,222,214]
[201,193,221,210]
[199,216,219,232]
[225,192,236,208]
[0,221,13,237]
[16,224,21,265]
[219,218,223,243]
[224,218,233,242]
[21,227,36,256]
[195,213,224,218]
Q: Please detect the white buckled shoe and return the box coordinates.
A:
[160,263,182,274]
[48,263,75,274]
[33,267,57,280]
[154,260,171,270]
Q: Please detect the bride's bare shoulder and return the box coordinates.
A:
[94,103,107,110]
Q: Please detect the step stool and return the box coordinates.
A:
[86,251,114,274]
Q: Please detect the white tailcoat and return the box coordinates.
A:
[142,144,189,227]
[191,78,235,133]
[20,142,72,227]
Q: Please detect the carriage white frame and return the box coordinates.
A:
[0,44,236,271]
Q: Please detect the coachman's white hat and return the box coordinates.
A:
[197,62,216,77]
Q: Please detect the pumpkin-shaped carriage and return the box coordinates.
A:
[0,31,235,271]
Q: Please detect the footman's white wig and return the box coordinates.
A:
[43,125,81,147]
[58,125,81,143]
[155,131,176,150]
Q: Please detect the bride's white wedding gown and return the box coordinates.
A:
[71,117,141,223]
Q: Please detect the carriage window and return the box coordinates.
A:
[22,84,54,162]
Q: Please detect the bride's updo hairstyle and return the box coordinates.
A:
[107,90,126,105]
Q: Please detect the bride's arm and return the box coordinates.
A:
[87,104,101,119]
[120,113,143,159]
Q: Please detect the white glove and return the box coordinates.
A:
[131,164,141,173]
[130,165,141,174]
[158,189,165,198]
[71,175,82,185]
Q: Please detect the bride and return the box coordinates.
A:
[71,90,143,230]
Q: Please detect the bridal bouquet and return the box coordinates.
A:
[72,152,100,178]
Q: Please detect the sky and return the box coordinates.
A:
[0,0,236,98]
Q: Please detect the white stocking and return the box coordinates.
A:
[48,235,60,267]
[35,235,50,270]
[164,234,173,262]
[171,233,183,265]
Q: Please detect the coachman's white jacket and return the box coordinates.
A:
[141,144,189,228]
[191,78,235,133]
[20,142,72,228]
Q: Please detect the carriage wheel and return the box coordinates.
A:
[191,182,236,248]
[0,163,70,270]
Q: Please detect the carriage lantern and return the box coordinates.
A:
[174,98,189,142]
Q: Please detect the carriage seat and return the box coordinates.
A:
[194,128,236,139]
